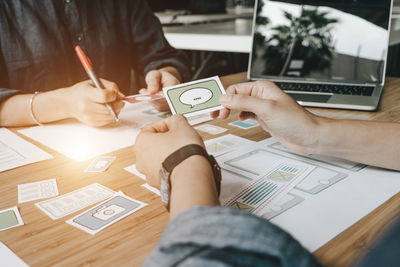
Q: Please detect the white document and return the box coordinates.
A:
[66,192,147,235]
[204,134,255,157]
[18,102,161,162]
[18,179,59,204]
[35,183,115,220]
[0,128,52,172]
[218,137,400,252]
[0,242,28,267]
[220,150,314,215]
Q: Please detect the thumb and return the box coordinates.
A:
[166,114,189,130]
[145,70,161,94]
[219,94,270,117]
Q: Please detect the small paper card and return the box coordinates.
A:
[163,76,226,117]
[195,124,228,135]
[187,113,213,126]
[35,183,116,220]
[229,118,260,129]
[18,178,59,203]
[0,207,24,232]
[204,134,255,157]
[66,192,147,235]
[85,156,116,173]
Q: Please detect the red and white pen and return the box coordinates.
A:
[74,45,119,122]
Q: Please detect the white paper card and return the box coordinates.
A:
[18,178,59,204]
[35,183,115,220]
[204,134,255,157]
[66,192,147,235]
[85,156,115,172]
[187,113,213,126]
[163,76,226,117]
[195,124,228,135]
[0,207,24,232]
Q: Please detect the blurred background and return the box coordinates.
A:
[139,0,400,87]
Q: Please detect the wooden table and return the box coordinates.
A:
[1,72,399,266]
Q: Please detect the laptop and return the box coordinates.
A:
[248,0,393,111]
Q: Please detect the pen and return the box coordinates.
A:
[74,45,119,122]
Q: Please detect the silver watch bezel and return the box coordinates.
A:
[159,165,171,208]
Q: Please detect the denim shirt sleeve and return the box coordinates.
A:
[144,206,321,267]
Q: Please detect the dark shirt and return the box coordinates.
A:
[0,0,191,102]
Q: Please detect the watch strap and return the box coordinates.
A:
[162,144,221,196]
[163,144,209,172]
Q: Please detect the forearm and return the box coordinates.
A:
[312,117,400,170]
[0,89,69,127]
[169,155,220,218]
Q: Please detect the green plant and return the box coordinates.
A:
[258,6,339,77]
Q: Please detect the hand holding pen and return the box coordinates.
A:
[75,45,120,123]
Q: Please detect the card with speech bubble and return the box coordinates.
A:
[163,76,226,117]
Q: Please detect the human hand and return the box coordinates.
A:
[62,79,125,127]
[212,81,321,155]
[134,115,204,188]
[140,66,182,94]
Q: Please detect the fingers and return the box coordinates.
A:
[144,68,181,94]
[225,80,275,95]
[217,81,274,120]
[139,88,150,94]
[110,100,125,115]
[86,79,123,103]
[239,111,256,120]
[210,110,220,119]
[219,93,271,119]
[141,119,170,134]
[145,70,162,94]
[141,114,188,134]
[218,107,231,120]
[161,73,180,87]
[117,91,125,100]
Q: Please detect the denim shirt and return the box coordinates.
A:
[0,0,190,102]
[144,206,321,267]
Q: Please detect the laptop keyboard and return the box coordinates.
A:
[274,82,375,96]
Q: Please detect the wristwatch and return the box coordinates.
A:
[159,144,221,211]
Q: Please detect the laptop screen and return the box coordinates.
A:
[249,0,393,84]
